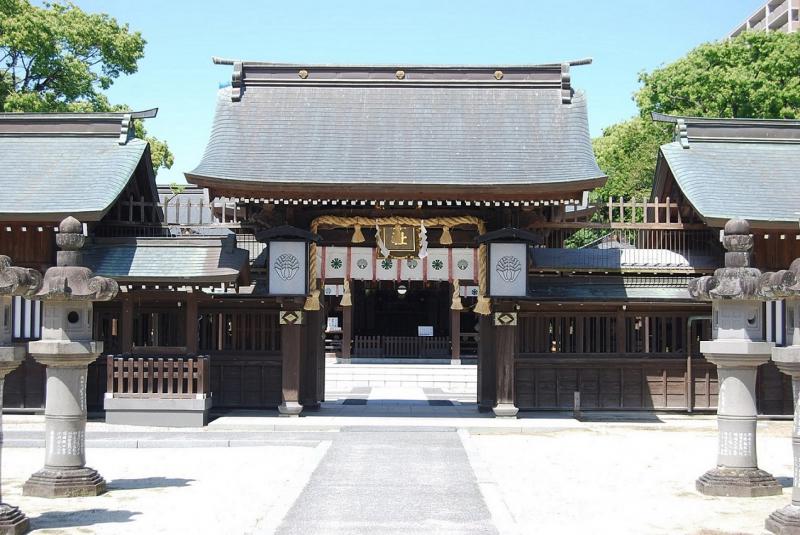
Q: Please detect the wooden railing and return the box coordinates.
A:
[353,336,450,358]
[106,355,210,398]
[104,196,242,226]
[557,197,697,228]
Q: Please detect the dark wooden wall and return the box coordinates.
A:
[0,224,56,272]
[752,233,800,272]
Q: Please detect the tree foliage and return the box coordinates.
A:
[637,31,800,119]
[593,31,800,202]
[0,0,173,172]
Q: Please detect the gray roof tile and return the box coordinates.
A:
[188,85,603,189]
[660,141,800,225]
[0,137,146,220]
[84,238,248,283]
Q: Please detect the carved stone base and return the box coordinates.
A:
[696,467,782,497]
[492,403,519,418]
[0,504,29,535]
[278,401,303,417]
[766,505,800,535]
[23,466,106,498]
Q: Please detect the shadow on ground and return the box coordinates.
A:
[32,509,140,530]
[109,477,194,490]
[210,406,675,423]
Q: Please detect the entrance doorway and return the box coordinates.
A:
[321,280,480,411]
[352,280,449,359]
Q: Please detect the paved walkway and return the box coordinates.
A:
[274,428,498,535]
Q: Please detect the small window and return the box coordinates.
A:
[67,311,80,324]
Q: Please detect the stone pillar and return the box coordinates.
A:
[0,257,41,534]
[22,217,118,498]
[492,307,518,418]
[689,219,781,497]
[278,308,303,416]
[763,261,800,533]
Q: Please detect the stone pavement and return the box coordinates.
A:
[2,383,797,534]
[273,429,497,535]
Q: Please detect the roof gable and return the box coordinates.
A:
[653,113,800,227]
[0,110,158,222]
[187,60,605,200]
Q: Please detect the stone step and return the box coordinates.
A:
[325,363,477,394]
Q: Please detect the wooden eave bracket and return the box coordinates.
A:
[676,119,690,149]
[231,61,243,102]
[118,113,132,145]
[561,63,572,104]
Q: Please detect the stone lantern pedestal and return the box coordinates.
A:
[696,340,781,496]
[22,336,106,498]
[0,257,42,534]
[763,263,800,533]
[766,347,800,534]
[689,219,781,497]
[0,344,30,535]
[22,217,117,499]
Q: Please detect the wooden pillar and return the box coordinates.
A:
[450,309,461,364]
[279,307,304,416]
[616,307,627,354]
[493,304,519,418]
[477,313,496,411]
[341,304,353,362]
[120,296,133,353]
[301,307,323,410]
[185,292,198,354]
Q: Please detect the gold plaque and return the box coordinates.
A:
[378,225,419,258]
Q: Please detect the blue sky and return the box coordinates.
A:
[73,0,766,185]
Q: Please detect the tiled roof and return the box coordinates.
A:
[653,113,800,226]
[84,237,248,283]
[660,141,800,225]
[0,110,157,221]
[188,62,604,196]
[0,137,146,221]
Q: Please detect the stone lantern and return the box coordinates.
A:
[688,219,781,497]
[761,258,800,534]
[0,257,41,534]
[22,217,118,498]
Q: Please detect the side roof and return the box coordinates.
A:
[187,59,605,201]
[652,113,800,228]
[0,109,158,222]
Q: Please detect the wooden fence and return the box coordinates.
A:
[353,336,450,358]
[106,356,210,398]
[105,196,242,226]
[557,197,696,227]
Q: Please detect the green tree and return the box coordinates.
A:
[594,31,800,202]
[0,0,173,172]
[592,117,671,201]
[637,31,800,119]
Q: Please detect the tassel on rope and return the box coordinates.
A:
[303,288,321,311]
[440,226,453,245]
[473,296,491,315]
[340,279,352,307]
[451,279,464,311]
[352,224,365,244]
